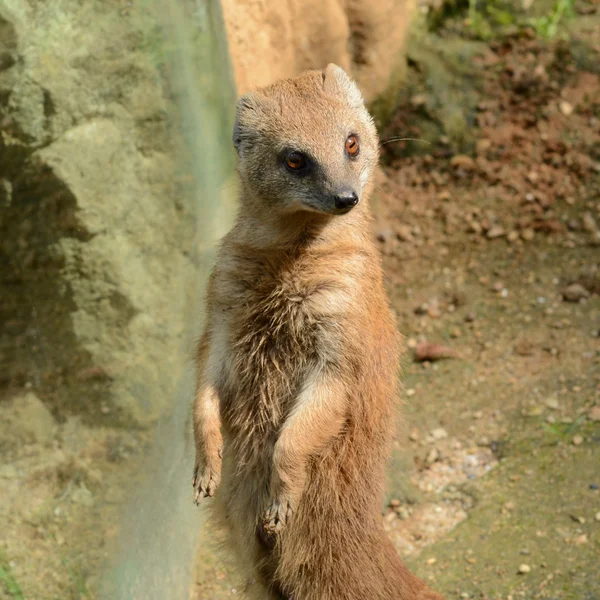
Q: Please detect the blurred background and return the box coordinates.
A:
[0,0,598,599]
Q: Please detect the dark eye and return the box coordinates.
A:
[285,151,307,171]
[345,135,359,158]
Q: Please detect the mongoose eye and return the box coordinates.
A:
[285,151,307,172]
[345,135,360,158]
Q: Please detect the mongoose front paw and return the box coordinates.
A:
[192,464,220,505]
[262,496,294,537]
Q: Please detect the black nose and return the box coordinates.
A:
[334,191,359,212]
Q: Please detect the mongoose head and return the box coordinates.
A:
[233,64,378,216]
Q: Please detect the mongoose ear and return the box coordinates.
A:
[232,92,275,154]
[322,63,364,108]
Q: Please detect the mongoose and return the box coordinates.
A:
[192,64,445,600]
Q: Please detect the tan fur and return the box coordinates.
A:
[193,64,445,600]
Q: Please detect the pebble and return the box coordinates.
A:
[521,228,535,241]
[545,396,560,410]
[518,564,531,574]
[562,283,590,302]
[582,212,597,233]
[487,225,505,239]
[431,427,448,440]
[595,511,600,522]
[572,435,583,446]
[426,448,441,465]
[450,155,476,171]
[559,100,574,116]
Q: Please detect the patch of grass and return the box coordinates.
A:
[427,0,575,40]
[528,0,575,39]
[0,554,24,600]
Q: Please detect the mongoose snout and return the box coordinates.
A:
[332,189,359,213]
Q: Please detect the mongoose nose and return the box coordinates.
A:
[334,191,359,212]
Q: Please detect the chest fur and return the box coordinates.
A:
[209,261,350,430]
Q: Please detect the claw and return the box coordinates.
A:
[192,465,220,505]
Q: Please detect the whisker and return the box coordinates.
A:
[380,137,432,146]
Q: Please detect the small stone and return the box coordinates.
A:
[594,511,600,522]
[389,498,401,508]
[562,284,590,303]
[426,448,440,465]
[521,228,535,241]
[575,534,588,545]
[545,396,560,410]
[464,312,476,323]
[426,557,437,565]
[476,139,491,154]
[406,388,416,397]
[397,506,410,520]
[526,171,539,184]
[518,564,531,574]
[408,428,420,441]
[559,101,574,116]
[487,225,505,239]
[507,230,519,242]
[572,435,583,446]
[396,224,413,241]
[376,229,393,243]
[450,155,476,171]
[582,212,597,233]
[431,427,448,440]
[450,327,462,338]
[70,483,94,507]
[411,94,427,107]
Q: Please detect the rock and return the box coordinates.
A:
[414,341,459,362]
[588,406,600,422]
[545,396,560,410]
[526,171,539,184]
[476,139,491,154]
[431,427,448,440]
[595,511,600,522]
[518,564,531,574]
[486,225,505,239]
[71,483,94,507]
[572,435,583,446]
[450,155,476,171]
[395,224,413,241]
[9,392,56,445]
[426,448,440,465]
[521,228,535,241]
[582,212,597,233]
[559,101,574,116]
[562,284,590,302]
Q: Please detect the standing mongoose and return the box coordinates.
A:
[192,64,445,600]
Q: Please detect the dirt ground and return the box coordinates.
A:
[1,6,599,600]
